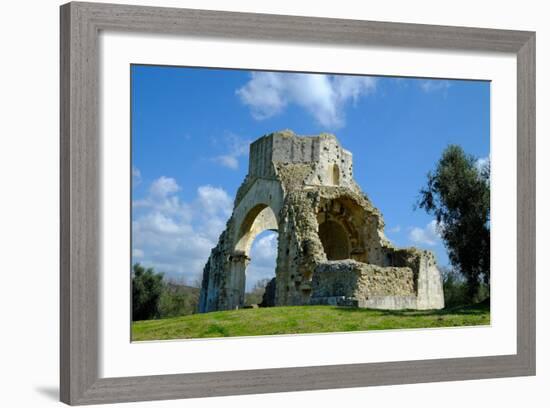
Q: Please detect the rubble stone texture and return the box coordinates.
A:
[199,131,444,313]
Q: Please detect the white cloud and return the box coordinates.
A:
[197,185,233,217]
[476,156,490,173]
[236,72,376,128]
[211,133,250,170]
[149,176,180,197]
[237,73,286,119]
[138,211,190,234]
[419,79,451,93]
[409,220,442,247]
[133,176,192,219]
[132,176,233,285]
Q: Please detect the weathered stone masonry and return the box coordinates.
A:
[199,130,444,313]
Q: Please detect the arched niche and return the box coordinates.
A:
[316,196,369,262]
[318,220,351,260]
[332,164,340,186]
[328,163,340,186]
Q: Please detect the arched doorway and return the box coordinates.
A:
[232,204,279,308]
[318,220,350,260]
[245,230,278,306]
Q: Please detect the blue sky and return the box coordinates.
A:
[131,65,490,290]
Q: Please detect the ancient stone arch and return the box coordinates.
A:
[199,130,444,313]
[229,204,279,306]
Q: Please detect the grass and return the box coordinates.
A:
[131,302,490,341]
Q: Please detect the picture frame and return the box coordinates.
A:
[60,1,536,405]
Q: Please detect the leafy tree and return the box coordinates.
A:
[418,145,490,301]
[132,263,164,321]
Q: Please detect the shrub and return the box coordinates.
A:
[159,281,200,317]
[441,266,489,308]
[132,263,164,321]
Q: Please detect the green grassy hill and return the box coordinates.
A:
[132,303,490,341]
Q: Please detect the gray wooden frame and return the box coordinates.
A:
[60,1,536,405]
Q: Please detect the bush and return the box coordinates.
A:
[132,264,201,321]
[441,266,489,308]
[132,263,164,321]
[159,281,200,318]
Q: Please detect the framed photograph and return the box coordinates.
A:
[60,1,535,405]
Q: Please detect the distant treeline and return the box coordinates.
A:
[132,263,200,321]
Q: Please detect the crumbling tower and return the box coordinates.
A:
[199,130,444,313]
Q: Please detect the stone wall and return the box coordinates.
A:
[310,260,416,309]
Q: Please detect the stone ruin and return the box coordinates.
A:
[199,130,444,313]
